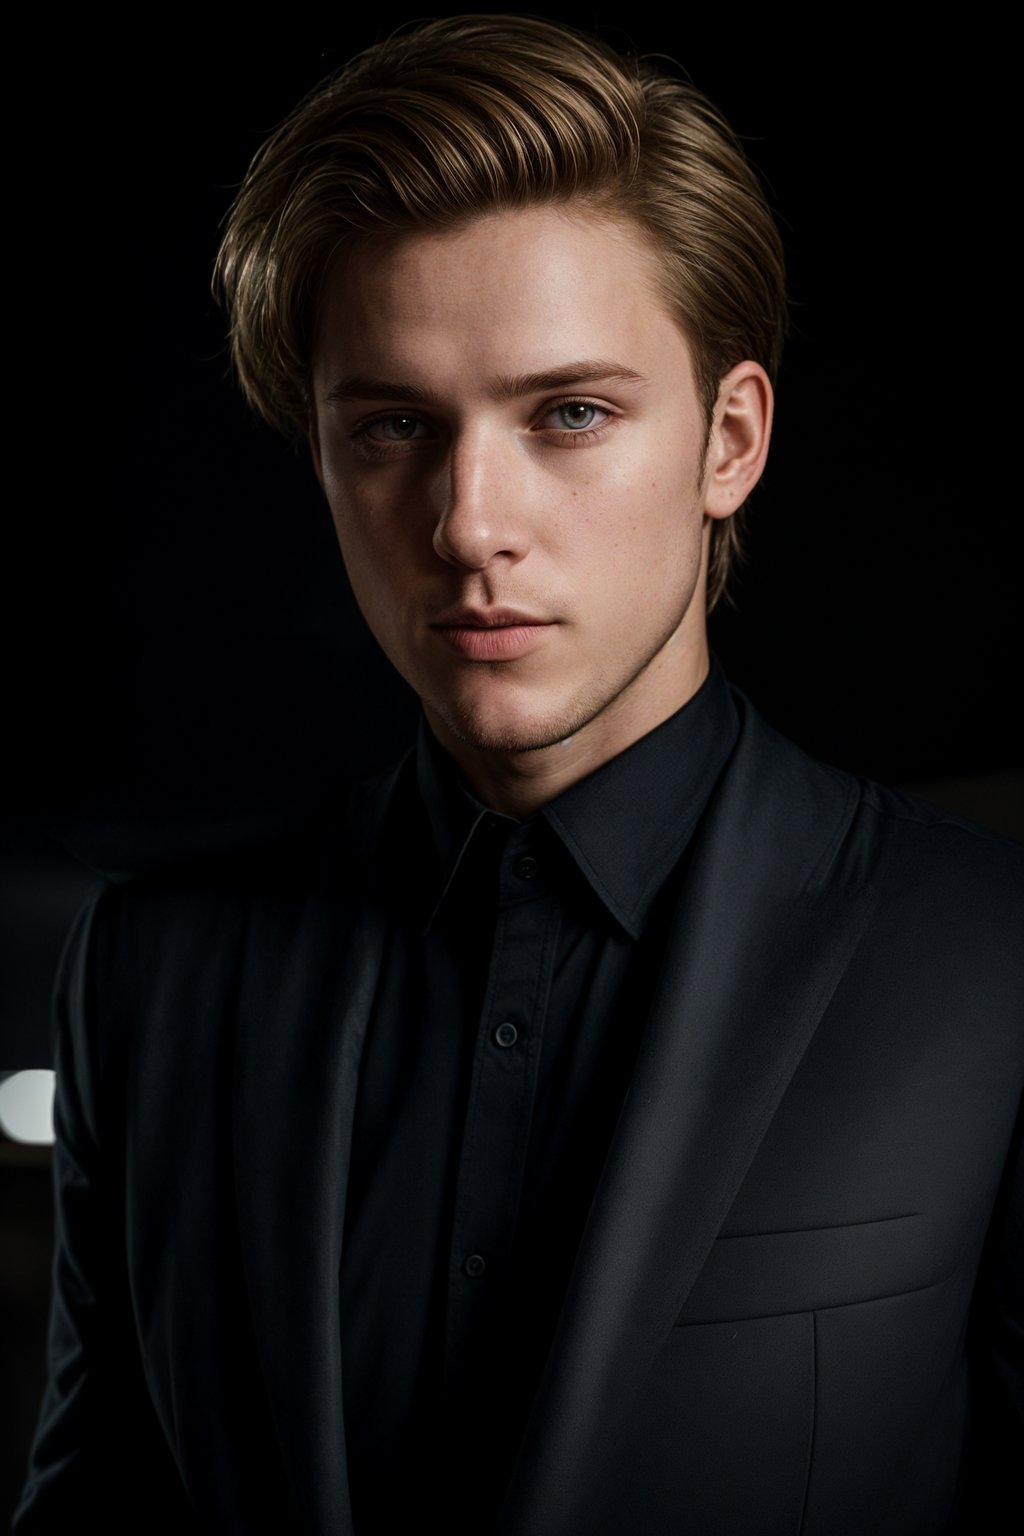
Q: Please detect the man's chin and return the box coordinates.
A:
[424,692,600,758]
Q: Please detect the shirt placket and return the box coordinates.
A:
[442,821,561,1398]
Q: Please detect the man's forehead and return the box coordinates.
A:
[312,203,688,385]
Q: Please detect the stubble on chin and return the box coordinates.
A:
[424,676,610,758]
[422,651,666,764]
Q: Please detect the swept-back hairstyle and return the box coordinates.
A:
[215,14,786,608]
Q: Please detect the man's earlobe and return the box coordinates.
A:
[703,362,773,520]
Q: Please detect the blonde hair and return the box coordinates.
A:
[215,14,786,609]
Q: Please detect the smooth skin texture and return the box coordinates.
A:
[310,204,772,816]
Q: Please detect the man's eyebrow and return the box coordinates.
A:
[323,360,648,407]
[324,377,441,406]
[489,361,648,399]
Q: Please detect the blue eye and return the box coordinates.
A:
[538,400,611,436]
[556,402,597,430]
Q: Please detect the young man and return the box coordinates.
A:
[17,16,1022,1534]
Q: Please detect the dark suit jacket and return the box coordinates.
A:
[15,692,1024,1534]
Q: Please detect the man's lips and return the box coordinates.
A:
[431,606,553,629]
[430,606,557,660]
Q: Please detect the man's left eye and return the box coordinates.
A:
[541,401,608,432]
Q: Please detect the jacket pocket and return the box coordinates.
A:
[674,1213,951,1325]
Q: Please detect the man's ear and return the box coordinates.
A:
[703,361,773,520]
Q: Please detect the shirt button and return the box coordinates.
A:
[494,1021,518,1048]
[463,1253,486,1278]
[513,854,539,880]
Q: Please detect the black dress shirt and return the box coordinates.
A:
[340,661,739,1533]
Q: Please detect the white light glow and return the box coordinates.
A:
[0,1070,56,1146]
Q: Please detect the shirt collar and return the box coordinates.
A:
[416,656,738,938]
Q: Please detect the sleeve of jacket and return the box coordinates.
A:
[12,885,196,1532]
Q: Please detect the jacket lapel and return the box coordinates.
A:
[232,766,405,1535]
[499,698,880,1535]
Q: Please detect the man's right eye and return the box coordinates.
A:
[347,412,440,461]
[362,413,433,442]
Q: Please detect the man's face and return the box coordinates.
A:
[310,205,732,776]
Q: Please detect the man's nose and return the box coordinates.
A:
[431,429,530,571]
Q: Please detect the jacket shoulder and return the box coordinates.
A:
[58,751,416,1067]
[844,766,1022,916]
[732,689,1024,908]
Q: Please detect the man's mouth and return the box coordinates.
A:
[431,607,556,660]
[432,605,552,629]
